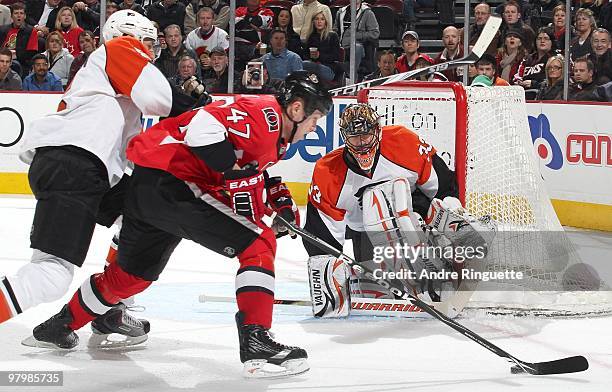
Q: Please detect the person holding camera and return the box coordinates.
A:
[168,55,198,89]
[239,60,283,93]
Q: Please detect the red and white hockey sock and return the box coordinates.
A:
[236,229,276,329]
[105,234,120,268]
[0,277,19,324]
[68,262,152,331]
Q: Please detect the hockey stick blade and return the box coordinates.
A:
[328,16,502,97]
[275,215,589,375]
[510,355,589,375]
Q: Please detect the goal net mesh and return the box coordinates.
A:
[365,83,612,317]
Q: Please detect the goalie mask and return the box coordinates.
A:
[339,104,382,171]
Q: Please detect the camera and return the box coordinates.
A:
[250,68,261,81]
[245,62,264,89]
[181,76,207,100]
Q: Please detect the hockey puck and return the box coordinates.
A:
[510,365,526,374]
[561,263,601,291]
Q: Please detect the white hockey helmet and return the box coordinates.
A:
[102,10,157,43]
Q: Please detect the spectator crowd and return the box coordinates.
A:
[0,0,610,101]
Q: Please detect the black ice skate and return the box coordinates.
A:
[235,312,309,378]
[21,305,79,349]
[88,303,150,349]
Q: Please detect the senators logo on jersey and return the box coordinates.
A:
[262,108,280,133]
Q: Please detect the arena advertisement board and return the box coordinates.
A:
[0,93,63,173]
[525,102,612,206]
[0,92,610,229]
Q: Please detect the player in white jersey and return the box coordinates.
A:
[302,104,494,317]
[184,7,229,54]
[0,10,208,345]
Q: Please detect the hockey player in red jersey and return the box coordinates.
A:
[0,10,209,345]
[303,104,494,318]
[29,71,333,378]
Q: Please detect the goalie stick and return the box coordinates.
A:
[198,295,433,318]
[328,16,502,97]
[273,215,588,376]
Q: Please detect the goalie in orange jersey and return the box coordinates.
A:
[303,104,496,318]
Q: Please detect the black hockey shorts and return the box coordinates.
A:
[28,146,129,267]
[117,165,262,281]
[346,227,375,263]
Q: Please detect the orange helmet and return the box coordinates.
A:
[339,104,382,171]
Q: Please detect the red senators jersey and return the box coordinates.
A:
[20,36,173,186]
[127,95,286,193]
[304,125,458,252]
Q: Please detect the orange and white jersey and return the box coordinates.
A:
[20,36,173,186]
[304,125,458,253]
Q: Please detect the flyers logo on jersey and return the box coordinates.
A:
[262,108,280,133]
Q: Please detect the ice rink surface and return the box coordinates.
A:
[1,196,611,392]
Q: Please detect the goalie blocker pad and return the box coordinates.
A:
[307,255,351,318]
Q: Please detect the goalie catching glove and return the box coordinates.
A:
[266,176,300,238]
[425,197,497,258]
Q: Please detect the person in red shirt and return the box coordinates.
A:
[30,71,332,379]
[395,30,434,73]
[0,2,41,75]
[54,6,84,56]
[434,26,465,82]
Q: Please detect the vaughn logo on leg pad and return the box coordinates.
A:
[307,255,351,318]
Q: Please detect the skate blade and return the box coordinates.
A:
[242,359,309,379]
[21,335,76,350]
[87,332,148,349]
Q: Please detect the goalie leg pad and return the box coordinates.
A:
[362,178,425,248]
[307,255,351,318]
[360,178,428,293]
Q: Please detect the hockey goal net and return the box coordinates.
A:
[359,81,612,317]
